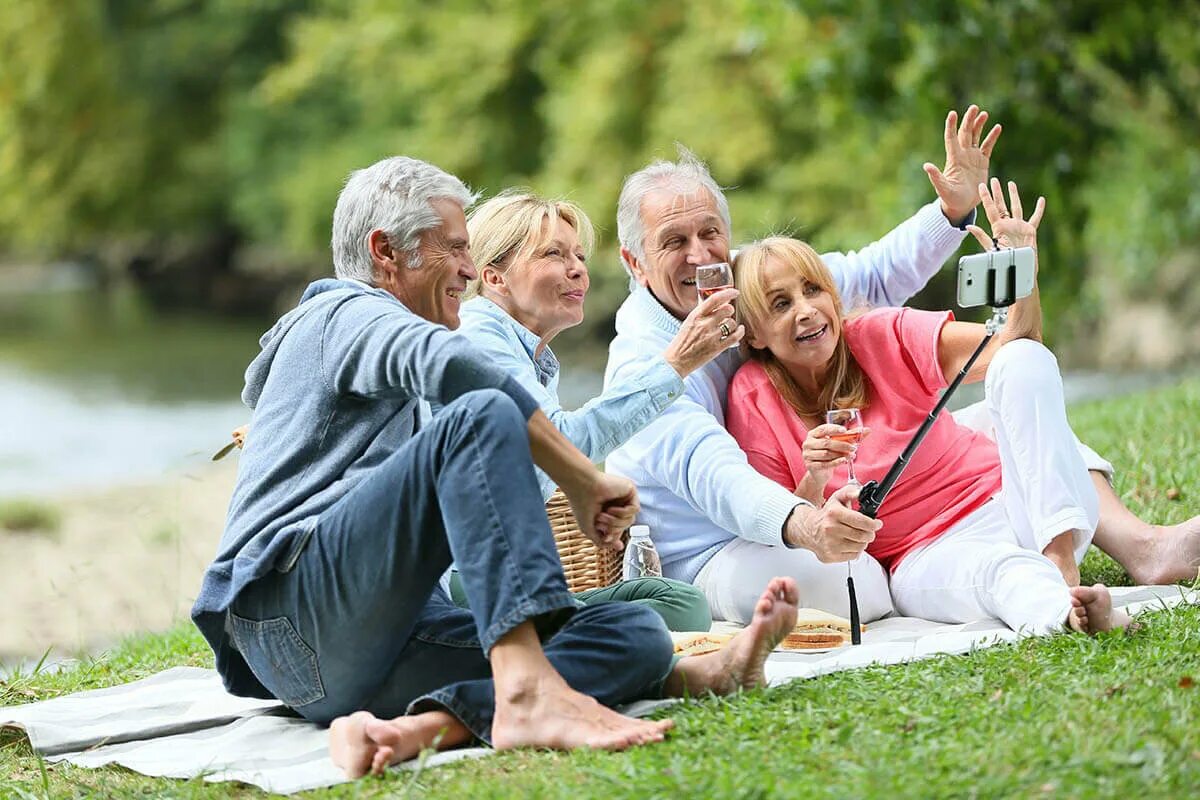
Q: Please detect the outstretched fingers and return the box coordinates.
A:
[965,224,996,251]
[943,109,957,151]
[971,109,989,145]
[1007,181,1023,220]
[957,105,979,148]
[1028,195,1046,228]
[980,123,1002,157]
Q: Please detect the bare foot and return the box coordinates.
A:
[1138,517,1200,585]
[329,711,385,779]
[665,577,799,697]
[329,710,472,779]
[1042,532,1080,587]
[1067,583,1133,634]
[490,673,673,752]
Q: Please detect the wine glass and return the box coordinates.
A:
[695,262,734,302]
[696,262,736,347]
[825,408,863,487]
[827,406,865,637]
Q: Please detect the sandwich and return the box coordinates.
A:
[672,633,734,657]
[778,608,866,651]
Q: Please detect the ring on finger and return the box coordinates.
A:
[719,322,732,339]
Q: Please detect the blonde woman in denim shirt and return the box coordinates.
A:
[454,190,738,631]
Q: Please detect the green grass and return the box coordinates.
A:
[3,379,1199,799]
[0,499,61,536]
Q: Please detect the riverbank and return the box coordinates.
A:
[0,460,236,666]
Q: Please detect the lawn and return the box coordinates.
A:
[3,379,1199,799]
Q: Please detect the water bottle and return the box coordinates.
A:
[623,525,662,580]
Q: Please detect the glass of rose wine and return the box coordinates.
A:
[828,406,865,630]
[825,407,864,486]
[695,262,734,301]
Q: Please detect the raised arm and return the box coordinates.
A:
[827,105,1002,308]
[938,179,1046,384]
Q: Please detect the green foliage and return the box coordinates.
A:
[1,1,1198,353]
[0,500,60,535]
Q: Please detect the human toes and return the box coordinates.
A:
[370,745,395,776]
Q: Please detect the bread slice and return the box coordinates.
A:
[791,608,865,634]
[673,633,734,657]
[777,608,867,651]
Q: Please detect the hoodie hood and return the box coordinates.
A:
[241,278,392,408]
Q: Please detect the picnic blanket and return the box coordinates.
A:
[2,584,1194,795]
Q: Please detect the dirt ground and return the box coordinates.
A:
[0,460,238,666]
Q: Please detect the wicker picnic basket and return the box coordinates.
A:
[546,489,624,592]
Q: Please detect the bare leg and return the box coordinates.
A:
[1090,472,1200,584]
[1066,583,1133,634]
[489,621,674,752]
[329,709,472,779]
[1042,531,1081,587]
[664,577,799,697]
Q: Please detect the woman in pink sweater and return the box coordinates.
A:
[726,180,1132,635]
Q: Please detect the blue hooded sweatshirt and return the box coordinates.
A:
[191,279,539,698]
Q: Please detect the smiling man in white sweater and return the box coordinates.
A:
[603,106,1198,625]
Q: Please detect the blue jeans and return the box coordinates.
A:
[226,389,674,742]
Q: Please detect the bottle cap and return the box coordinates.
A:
[628,524,650,540]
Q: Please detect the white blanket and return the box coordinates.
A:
[2,585,1193,795]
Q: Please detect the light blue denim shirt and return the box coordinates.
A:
[458,295,685,500]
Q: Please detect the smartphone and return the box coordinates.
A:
[957,247,1036,308]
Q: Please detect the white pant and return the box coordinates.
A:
[694,537,894,624]
[952,399,1113,482]
[891,340,1100,635]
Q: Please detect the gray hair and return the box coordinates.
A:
[615,145,733,276]
[331,156,476,283]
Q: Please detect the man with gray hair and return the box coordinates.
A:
[606,107,1199,627]
[193,155,806,778]
[190,154,681,765]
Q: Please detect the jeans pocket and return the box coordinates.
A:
[228,614,325,708]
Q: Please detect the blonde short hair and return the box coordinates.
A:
[734,236,869,417]
[466,190,595,298]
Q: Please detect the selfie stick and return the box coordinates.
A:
[846,254,1019,645]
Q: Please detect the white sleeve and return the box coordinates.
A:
[824,201,970,308]
[614,370,808,547]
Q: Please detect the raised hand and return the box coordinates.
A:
[923,105,1003,225]
[663,287,742,378]
[965,178,1045,253]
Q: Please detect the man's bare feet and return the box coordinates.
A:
[330,712,379,779]
[664,577,799,697]
[490,672,673,752]
[1067,583,1134,634]
[1042,531,1081,587]
[488,620,672,753]
[329,709,472,779]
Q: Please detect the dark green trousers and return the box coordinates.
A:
[448,573,712,632]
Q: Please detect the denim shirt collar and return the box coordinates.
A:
[465,296,560,387]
